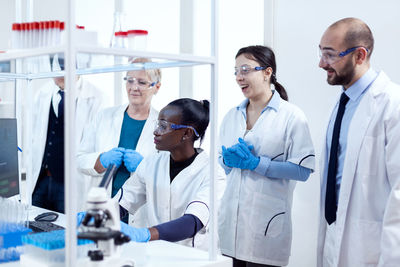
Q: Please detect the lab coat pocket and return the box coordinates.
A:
[250,192,286,238]
[349,218,381,264]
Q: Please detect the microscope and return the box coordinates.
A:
[78,165,134,267]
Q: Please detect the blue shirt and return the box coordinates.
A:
[112,111,146,198]
[220,91,312,181]
[326,68,378,202]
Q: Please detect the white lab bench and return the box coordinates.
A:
[1,206,231,267]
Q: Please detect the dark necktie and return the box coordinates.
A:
[58,90,64,118]
[325,92,350,225]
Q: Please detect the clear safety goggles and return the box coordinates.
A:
[318,46,368,65]
[154,119,200,137]
[124,76,157,90]
[234,65,266,76]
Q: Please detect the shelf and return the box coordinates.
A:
[0,46,216,81]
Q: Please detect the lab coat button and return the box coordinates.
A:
[49,142,52,146]
[51,131,55,135]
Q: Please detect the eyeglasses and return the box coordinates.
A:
[124,76,157,90]
[234,65,266,76]
[154,119,200,137]
[319,46,369,65]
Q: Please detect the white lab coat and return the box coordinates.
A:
[118,149,226,249]
[317,71,400,267]
[31,78,103,210]
[76,104,158,222]
[218,94,315,266]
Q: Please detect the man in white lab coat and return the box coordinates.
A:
[31,56,103,213]
[317,17,400,266]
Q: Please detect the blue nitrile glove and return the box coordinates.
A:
[222,146,240,168]
[222,137,254,168]
[120,221,151,242]
[236,138,260,170]
[238,137,254,151]
[227,140,252,159]
[100,147,125,168]
[123,149,144,173]
[77,211,86,226]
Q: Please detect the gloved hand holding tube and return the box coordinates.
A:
[100,147,125,168]
[222,138,260,170]
[123,149,144,173]
[120,221,151,242]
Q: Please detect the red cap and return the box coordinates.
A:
[49,20,55,28]
[60,22,65,30]
[29,22,35,30]
[76,25,85,29]
[21,23,28,31]
[12,23,21,31]
[115,31,127,36]
[127,29,148,36]
[54,20,60,28]
[33,22,39,30]
[44,21,50,29]
[39,21,44,30]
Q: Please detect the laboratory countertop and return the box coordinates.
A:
[1,207,231,267]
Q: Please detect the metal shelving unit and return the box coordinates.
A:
[0,0,219,266]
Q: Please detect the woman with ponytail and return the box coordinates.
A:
[115,98,226,249]
[218,45,315,266]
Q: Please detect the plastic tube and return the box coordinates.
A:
[11,23,20,49]
[127,29,148,51]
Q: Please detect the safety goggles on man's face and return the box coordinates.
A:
[124,76,157,90]
[318,46,369,65]
[154,119,199,137]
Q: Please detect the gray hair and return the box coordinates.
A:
[128,57,162,83]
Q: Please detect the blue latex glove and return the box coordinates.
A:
[120,221,151,242]
[227,139,253,159]
[222,146,239,168]
[100,147,125,168]
[236,138,260,170]
[223,138,260,170]
[123,149,144,173]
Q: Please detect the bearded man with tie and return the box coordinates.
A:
[317,17,400,267]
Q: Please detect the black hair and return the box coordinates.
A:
[166,98,210,144]
[236,45,288,101]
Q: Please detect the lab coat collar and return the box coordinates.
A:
[51,77,84,100]
[236,90,280,117]
[342,68,377,102]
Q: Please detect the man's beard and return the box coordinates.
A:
[327,58,355,86]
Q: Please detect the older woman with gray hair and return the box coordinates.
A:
[77,58,161,224]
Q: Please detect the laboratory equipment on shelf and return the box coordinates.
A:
[11,21,63,49]
[77,165,134,267]
[110,29,148,50]
[113,31,128,48]
[10,21,95,49]
[127,30,148,50]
